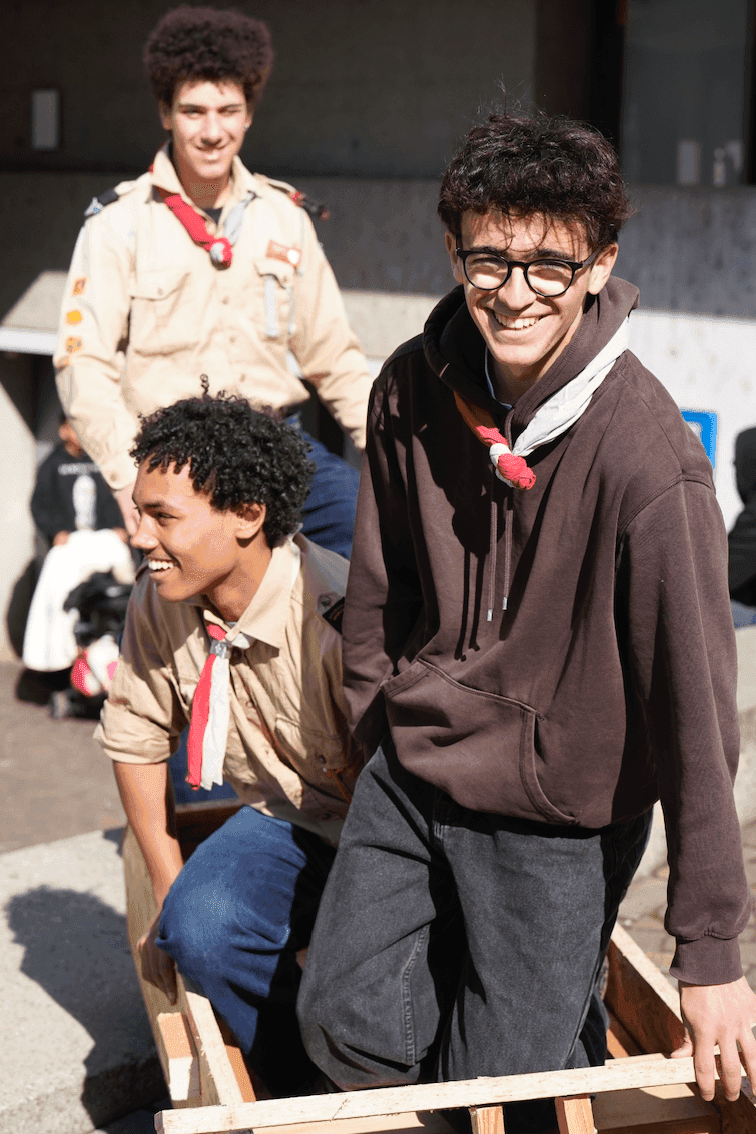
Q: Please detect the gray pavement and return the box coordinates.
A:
[3,630,756,1134]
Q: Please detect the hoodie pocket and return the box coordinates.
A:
[382,659,576,824]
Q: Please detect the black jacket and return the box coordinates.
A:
[31,443,123,544]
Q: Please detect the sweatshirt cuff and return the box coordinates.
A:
[669,934,743,985]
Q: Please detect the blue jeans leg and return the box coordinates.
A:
[299,740,651,1109]
[298,429,359,560]
[157,805,336,1097]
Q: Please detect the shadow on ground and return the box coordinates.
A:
[5,885,165,1128]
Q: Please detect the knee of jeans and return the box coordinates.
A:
[158,874,241,977]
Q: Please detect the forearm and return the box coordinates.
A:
[113,760,183,905]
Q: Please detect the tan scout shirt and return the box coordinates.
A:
[96,535,361,843]
[55,147,372,492]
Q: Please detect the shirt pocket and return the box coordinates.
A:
[253,259,295,341]
[129,268,200,355]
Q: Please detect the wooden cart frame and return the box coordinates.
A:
[124,802,756,1134]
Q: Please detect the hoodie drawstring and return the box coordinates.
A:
[486,468,497,621]
[486,472,514,621]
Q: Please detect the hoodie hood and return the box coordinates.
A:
[424,276,640,432]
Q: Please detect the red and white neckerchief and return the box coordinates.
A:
[186,623,252,790]
[155,185,253,267]
[454,318,630,490]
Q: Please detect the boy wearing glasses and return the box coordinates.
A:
[298,111,756,1121]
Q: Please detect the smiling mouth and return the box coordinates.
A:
[147,558,175,573]
[492,313,541,331]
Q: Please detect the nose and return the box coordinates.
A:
[201,112,223,144]
[131,513,158,551]
[496,265,533,311]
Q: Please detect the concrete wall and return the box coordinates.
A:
[0,0,545,178]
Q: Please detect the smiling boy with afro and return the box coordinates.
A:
[97,391,363,1097]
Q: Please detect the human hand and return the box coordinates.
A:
[52,531,70,546]
[138,910,177,1005]
[672,977,756,1101]
[115,483,139,539]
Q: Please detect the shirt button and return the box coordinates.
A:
[222,296,229,305]
[229,336,236,344]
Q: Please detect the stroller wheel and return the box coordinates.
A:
[49,690,71,720]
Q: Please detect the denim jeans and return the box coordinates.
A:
[298,740,651,1125]
[297,428,359,560]
[157,805,336,1097]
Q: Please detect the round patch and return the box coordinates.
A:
[72,277,86,296]
[66,310,83,324]
[65,336,83,353]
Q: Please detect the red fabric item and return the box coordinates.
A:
[157,188,233,265]
[186,623,226,789]
[454,393,536,490]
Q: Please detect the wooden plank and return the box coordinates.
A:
[184,989,246,1107]
[605,924,685,1056]
[715,1079,756,1134]
[555,1095,594,1134]
[469,1105,506,1134]
[123,823,245,1108]
[154,1055,730,1134]
[215,1013,258,1102]
[232,1115,458,1134]
[593,1082,718,1131]
[606,1009,644,1060]
[157,1012,200,1104]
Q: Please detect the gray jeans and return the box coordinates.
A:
[298,740,651,1104]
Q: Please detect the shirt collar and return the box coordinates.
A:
[197,536,301,650]
[149,143,255,212]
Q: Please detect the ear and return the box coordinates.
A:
[586,243,619,296]
[445,231,465,286]
[159,102,173,132]
[244,108,254,132]
[234,502,266,542]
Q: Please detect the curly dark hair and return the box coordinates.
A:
[438,111,633,250]
[130,391,315,546]
[144,6,274,107]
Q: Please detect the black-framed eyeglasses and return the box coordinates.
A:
[455,246,600,298]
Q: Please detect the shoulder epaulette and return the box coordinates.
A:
[84,187,121,218]
[263,175,330,221]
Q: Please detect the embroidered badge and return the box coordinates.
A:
[265,240,301,267]
[66,310,83,324]
[320,596,345,635]
[72,277,86,295]
[65,336,83,353]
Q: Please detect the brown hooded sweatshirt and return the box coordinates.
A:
[343,277,751,986]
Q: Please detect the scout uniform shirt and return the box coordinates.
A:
[97,534,361,844]
[54,145,372,493]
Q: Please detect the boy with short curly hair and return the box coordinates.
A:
[98,392,361,1097]
[55,6,371,560]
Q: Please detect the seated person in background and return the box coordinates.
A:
[31,415,128,547]
[728,426,756,626]
[97,391,363,1098]
[23,416,133,675]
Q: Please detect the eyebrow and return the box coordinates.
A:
[463,244,578,261]
[177,101,245,112]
